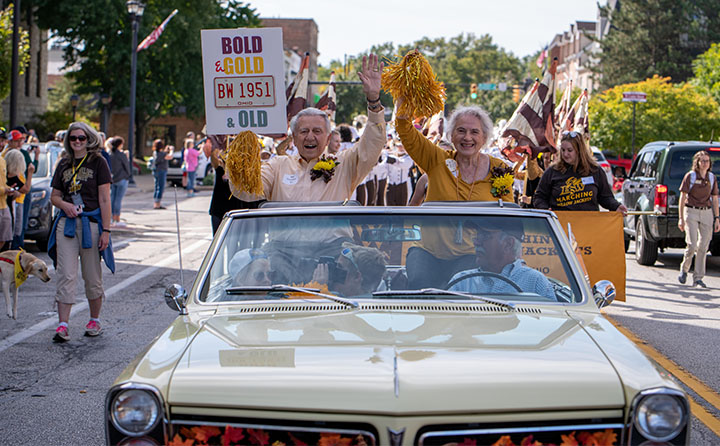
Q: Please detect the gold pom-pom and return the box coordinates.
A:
[381,49,446,119]
[222,130,263,196]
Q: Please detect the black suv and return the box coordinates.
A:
[622,141,720,265]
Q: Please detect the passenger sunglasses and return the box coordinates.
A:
[252,270,271,282]
[69,135,88,142]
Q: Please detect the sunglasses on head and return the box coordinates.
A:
[69,135,87,142]
[561,131,580,140]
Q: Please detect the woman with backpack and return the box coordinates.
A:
[677,150,719,288]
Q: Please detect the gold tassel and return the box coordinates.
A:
[221,130,263,196]
[381,49,446,119]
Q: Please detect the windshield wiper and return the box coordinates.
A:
[372,288,515,311]
[226,285,358,309]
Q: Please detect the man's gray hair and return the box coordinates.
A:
[499,232,523,259]
[445,106,493,148]
[289,108,331,134]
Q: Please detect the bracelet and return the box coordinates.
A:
[366,96,380,104]
[103,229,111,233]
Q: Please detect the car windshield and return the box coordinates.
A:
[34,151,50,178]
[668,149,720,179]
[202,213,582,305]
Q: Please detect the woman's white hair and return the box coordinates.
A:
[289,108,331,134]
[445,106,494,149]
[4,149,26,176]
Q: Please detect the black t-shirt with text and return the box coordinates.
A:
[533,166,619,211]
[51,154,111,212]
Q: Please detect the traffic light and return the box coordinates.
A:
[470,83,478,99]
[512,85,521,102]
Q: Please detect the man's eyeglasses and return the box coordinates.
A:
[69,135,87,142]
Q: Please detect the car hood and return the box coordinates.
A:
[168,309,625,414]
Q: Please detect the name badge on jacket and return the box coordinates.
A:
[581,176,595,185]
[282,174,299,185]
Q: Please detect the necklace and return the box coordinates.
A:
[455,154,485,201]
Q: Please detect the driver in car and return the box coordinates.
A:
[448,220,556,300]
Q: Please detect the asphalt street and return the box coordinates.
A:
[0,178,718,445]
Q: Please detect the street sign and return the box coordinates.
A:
[622,91,647,102]
[478,83,496,90]
[201,28,287,135]
[498,83,507,92]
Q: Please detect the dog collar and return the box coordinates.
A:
[0,256,14,266]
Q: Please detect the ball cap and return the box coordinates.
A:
[466,217,524,240]
[8,130,24,141]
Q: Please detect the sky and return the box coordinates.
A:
[254,0,602,66]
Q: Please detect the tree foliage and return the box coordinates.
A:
[318,33,525,125]
[691,42,720,106]
[33,0,259,153]
[589,76,720,156]
[0,4,31,104]
[593,0,720,89]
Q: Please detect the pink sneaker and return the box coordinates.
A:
[53,326,69,342]
[84,320,102,337]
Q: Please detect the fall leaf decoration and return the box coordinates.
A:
[223,130,264,196]
[381,49,446,120]
[318,433,353,446]
[288,281,332,298]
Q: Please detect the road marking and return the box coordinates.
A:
[606,315,720,437]
[0,238,209,354]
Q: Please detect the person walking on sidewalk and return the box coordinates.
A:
[108,137,130,227]
[678,150,719,288]
[184,138,199,197]
[151,139,172,209]
[48,122,114,342]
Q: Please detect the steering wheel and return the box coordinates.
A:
[445,271,524,293]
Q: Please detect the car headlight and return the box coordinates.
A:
[111,389,161,436]
[634,392,687,442]
[31,190,46,201]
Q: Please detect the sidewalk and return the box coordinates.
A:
[124,174,213,196]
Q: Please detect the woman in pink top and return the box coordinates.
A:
[184,138,199,197]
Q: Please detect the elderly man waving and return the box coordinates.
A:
[252,54,385,202]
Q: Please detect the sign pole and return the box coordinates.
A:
[631,102,636,156]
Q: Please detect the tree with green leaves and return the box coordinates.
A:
[34,0,259,156]
[589,76,720,156]
[692,42,720,107]
[0,4,31,114]
[593,0,720,90]
[318,33,524,125]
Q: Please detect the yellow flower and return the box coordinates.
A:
[314,160,336,171]
[492,173,514,191]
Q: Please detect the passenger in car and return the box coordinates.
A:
[448,220,555,300]
[230,248,271,287]
[311,243,387,297]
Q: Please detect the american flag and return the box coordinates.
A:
[137,9,178,52]
[286,52,310,123]
[536,46,548,68]
[499,58,559,160]
[314,71,337,122]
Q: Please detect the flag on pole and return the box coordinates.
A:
[137,9,178,52]
[286,52,310,123]
[499,57,559,161]
[555,80,573,134]
[314,71,337,122]
[535,46,548,68]
[572,89,590,136]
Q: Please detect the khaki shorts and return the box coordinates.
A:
[54,218,105,305]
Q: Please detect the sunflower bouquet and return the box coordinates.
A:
[310,155,340,183]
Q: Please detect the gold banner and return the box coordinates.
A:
[555,211,626,302]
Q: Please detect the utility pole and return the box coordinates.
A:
[9,0,21,128]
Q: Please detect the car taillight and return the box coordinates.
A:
[601,162,611,172]
[708,147,720,152]
[654,184,668,214]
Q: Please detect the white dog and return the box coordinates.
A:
[0,250,51,319]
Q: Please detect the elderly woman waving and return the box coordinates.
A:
[395,105,513,289]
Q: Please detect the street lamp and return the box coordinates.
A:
[126,0,145,185]
[70,94,79,121]
[100,93,111,134]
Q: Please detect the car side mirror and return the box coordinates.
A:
[165,284,188,314]
[592,280,616,309]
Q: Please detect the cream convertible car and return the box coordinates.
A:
[105,203,689,446]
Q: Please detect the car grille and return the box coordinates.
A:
[169,416,377,446]
[417,419,625,446]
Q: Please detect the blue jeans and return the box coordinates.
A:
[153,170,167,202]
[11,197,31,249]
[111,179,129,216]
[186,170,196,192]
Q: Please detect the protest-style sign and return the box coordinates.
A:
[201,28,287,135]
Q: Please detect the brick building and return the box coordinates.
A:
[261,18,319,96]
[548,21,597,94]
